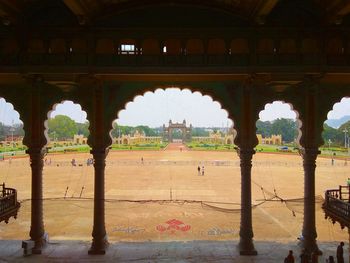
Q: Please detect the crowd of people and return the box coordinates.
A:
[284,242,345,263]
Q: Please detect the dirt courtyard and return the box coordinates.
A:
[0,143,349,244]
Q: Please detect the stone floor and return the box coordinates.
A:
[0,240,349,262]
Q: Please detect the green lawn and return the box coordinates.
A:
[186,142,235,151]
[47,145,91,153]
[319,146,350,158]
[110,143,168,151]
[1,143,349,158]
[0,146,27,153]
[255,144,298,153]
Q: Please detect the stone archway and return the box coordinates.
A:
[162,119,192,143]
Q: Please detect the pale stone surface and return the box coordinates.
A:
[0,240,348,262]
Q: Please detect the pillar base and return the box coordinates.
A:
[239,239,258,256]
[299,238,322,255]
[88,236,108,255]
[31,232,49,254]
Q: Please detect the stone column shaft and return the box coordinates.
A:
[88,148,108,254]
[27,147,46,254]
[239,148,257,255]
[301,148,321,254]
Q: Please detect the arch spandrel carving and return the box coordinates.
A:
[73,78,115,150]
[315,83,350,147]
[250,82,304,149]
[294,78,326,149]
[0,80,61,150]
[233,80,265,149]
[22,82,64,150]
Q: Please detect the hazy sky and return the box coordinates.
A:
[0,90,349,126]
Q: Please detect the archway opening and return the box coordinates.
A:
[41,101,92,240]
[320,98,350,242]
[0,98,26,230]
[253,101,305,241]
[107,87,238,242]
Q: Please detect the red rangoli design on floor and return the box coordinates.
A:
[156,219,191,234]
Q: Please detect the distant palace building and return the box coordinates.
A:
[192,130,234,144]
[256,134,282,145]
[114,130,162,145]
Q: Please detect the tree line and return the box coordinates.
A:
[256,118,298,143]
[322,121,350,147]
[257,118,350,146]
[48,115,89,140]
[5,115,348,147]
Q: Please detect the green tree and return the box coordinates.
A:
[271,118,298,143]
[136,125,157,136]
[111,124,134,137]
[76,121,90,137]
[48,115,77,140]
[191,127,209,137]
[0,122,6,140]
[322,123,343,146]
[256,120,272,137]
[14,123,25,137]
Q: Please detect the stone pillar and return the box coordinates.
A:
[27,147,47,254]
[238,148,257,255]
[88,148,108,255]
[301,147,321,254]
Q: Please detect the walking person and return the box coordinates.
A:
[336,242,344,263]
[197,165,200,176]
[201,166,204,176]
[299,249,309,263]
[284,250,294,263]
[311,251,318,263]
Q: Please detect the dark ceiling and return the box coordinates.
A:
[0,0,350,27]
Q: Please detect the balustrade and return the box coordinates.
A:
[0,184,20,223]
[323,187,350,229]
[1,28,350,70]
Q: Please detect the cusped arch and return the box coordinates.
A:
[255,100,302,147]
[0,97,24,147]
[107,86,236,146]
[321,97,350,147]
[45,100,90,147]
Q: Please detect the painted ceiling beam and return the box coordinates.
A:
[0,0,22,25]
[251,0,279,25]
[63,0,100,25]
[324,0,350,25]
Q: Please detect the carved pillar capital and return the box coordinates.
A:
[90,147,109,158]
[237,148,256,159]
[26,147,46,157]
[300,147,320,159]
